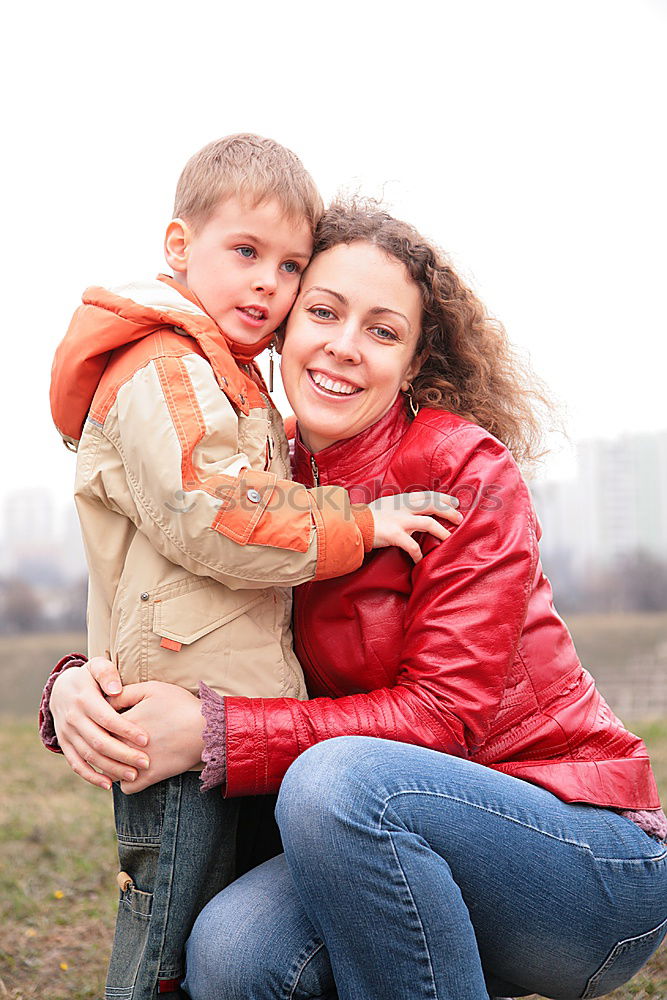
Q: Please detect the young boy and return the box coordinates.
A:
[47,134,376,1000]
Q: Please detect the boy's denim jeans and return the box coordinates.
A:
[106,772,240,1000]
[184,738,667,1000]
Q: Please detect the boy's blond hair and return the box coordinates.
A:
[173,133,323,233]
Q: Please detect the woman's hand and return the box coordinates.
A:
[369,491,462,563]
[50,657,150,790]
[107,682,206,794]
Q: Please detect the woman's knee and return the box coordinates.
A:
[276,737,392,853]
[276,740,503,860]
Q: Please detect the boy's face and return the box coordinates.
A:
[166,197,313,346]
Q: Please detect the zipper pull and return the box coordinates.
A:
[310,455,320,486]
[265,435,274,470]
[269,339,275,393]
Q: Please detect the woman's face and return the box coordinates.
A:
[280,241,422,453]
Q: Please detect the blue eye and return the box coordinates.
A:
[282,260,300,274]
[310,306,335,320]
[236,246,255,258]
[371,326,399,342]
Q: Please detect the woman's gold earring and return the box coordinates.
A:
[405,383,419,418]
[269,339,276,393]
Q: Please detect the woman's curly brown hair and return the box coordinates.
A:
[313,200,554,466]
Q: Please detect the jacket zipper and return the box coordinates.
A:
[310,455,320,486]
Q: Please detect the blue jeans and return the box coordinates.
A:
[107,773,241,999]
[183,737,667,1000]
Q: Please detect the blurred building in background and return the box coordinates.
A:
[0,489,86,632]
[533,431,667,569]
[531,430,667,613]
[0,489,86,583]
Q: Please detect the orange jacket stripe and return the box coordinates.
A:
[90,330,207,426]
[156,353,242,508]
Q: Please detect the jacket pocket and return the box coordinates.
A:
[581,916,667,997]
[145,577,291,698]
[152,579,266,647]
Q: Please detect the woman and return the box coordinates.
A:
[45,203,666,999]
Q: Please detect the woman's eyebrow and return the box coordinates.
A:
[305,286,348,304]
[368,306,411,330]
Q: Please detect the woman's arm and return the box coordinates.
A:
[39,474,458,794]
[219,429,538,796]
[90,428,531,796]
[95,427,532,797]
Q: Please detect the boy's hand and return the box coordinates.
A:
[50,657,150,790]
[369,491,462,563]
[108,682,205,794]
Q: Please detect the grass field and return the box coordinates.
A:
[1,625,666,998]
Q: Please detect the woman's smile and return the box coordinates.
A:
[307,368,364,397]
[281,241,423,453]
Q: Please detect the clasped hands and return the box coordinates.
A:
[49,657,206,794]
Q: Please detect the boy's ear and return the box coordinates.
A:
[164,218,191,274]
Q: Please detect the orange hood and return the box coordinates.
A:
[50,275,271,448]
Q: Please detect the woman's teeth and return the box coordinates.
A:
[310,371,361,395]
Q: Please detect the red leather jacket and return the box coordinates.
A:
[224,399,660,808]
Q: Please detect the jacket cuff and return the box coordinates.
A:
[199,681,227,793]
[351,504,375,553]
[311,487,366,581]
[38,653,88,753]
[617,807,667,842]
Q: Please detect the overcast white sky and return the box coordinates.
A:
[2,0,665,512]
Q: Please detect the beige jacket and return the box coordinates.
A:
[50,276,372,698]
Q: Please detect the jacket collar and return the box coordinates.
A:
[51,276,271,447]
[293,396,412,488]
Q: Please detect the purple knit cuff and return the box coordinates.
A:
[619,807,667,843]
[199,681,227,793]
[38,653,88,752]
